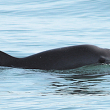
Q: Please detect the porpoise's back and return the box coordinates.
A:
[0,44,109,70]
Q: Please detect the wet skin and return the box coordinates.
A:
[0,44,110,70]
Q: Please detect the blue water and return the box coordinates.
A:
[0,0,110,109]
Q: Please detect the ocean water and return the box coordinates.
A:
[0,0,110,109]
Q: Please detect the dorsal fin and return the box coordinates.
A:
[0,51,17,66]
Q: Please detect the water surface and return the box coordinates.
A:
[0,0,110,109]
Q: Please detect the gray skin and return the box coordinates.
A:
[0,44,110,70]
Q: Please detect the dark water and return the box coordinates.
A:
[0,0,110,109]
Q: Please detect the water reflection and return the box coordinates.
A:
[0,65,110,96]
[49,64,110,95]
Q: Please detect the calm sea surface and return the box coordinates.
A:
[0,0,110,109]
